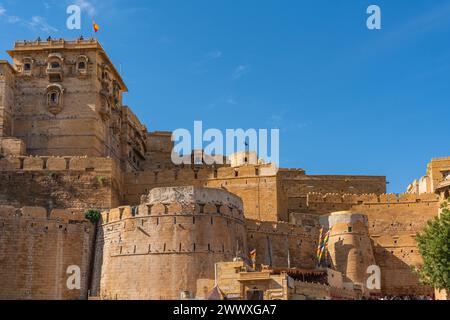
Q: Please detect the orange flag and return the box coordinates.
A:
[93,21,100,33]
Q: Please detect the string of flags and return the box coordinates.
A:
[316,227,332,265]
[316,228,323,261]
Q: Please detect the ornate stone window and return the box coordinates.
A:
[76,55,88,76]
[22,57,33,76]
[46,84,64,115]
[47,54,64,82]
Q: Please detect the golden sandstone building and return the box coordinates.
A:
[0,38,449,300]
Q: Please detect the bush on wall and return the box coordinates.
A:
[85,209,101,224]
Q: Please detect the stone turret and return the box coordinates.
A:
[91,186,247,300]
[321,211,376,294]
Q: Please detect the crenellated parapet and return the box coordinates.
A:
[102,186,245,225]
[306,192,440,214]
[125,163,278,185]
[307,192,439,205]
[0,205,89,222]
[0,155,117,172]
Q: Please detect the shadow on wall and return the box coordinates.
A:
[326,239,431,296]
[89,223,104,299]
[373,243,432,296]
[330,240,349,281]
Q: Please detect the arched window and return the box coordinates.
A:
[77,56,88,74]
[22,58,33,75]
[47,90,60,106]
[46,84,64,115]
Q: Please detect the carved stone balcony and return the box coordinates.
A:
[46,66,63,82]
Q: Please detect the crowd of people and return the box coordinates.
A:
[379,295,434,300]
[362,295,434,300]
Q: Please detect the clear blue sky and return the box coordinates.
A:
[1,0,450,193]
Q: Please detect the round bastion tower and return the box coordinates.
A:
[91,186,247,300]
[321,211,376,293]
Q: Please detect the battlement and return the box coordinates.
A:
[101,200,245,225]
[307,192,439,205]
[278,168,307,178]
[125,164,278,185]
[0,156,116,172]
[12,38,101,50]
[0,205,88,222]
[103,186,246,224]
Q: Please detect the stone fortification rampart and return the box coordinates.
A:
[0,206,93,300]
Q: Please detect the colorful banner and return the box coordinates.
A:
[318,228,332,265]
[316,227,324,260]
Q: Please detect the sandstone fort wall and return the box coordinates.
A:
[0,156,122,209]
[0,206,93,300]
[279,171,386,218]
[246,220,319,269]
